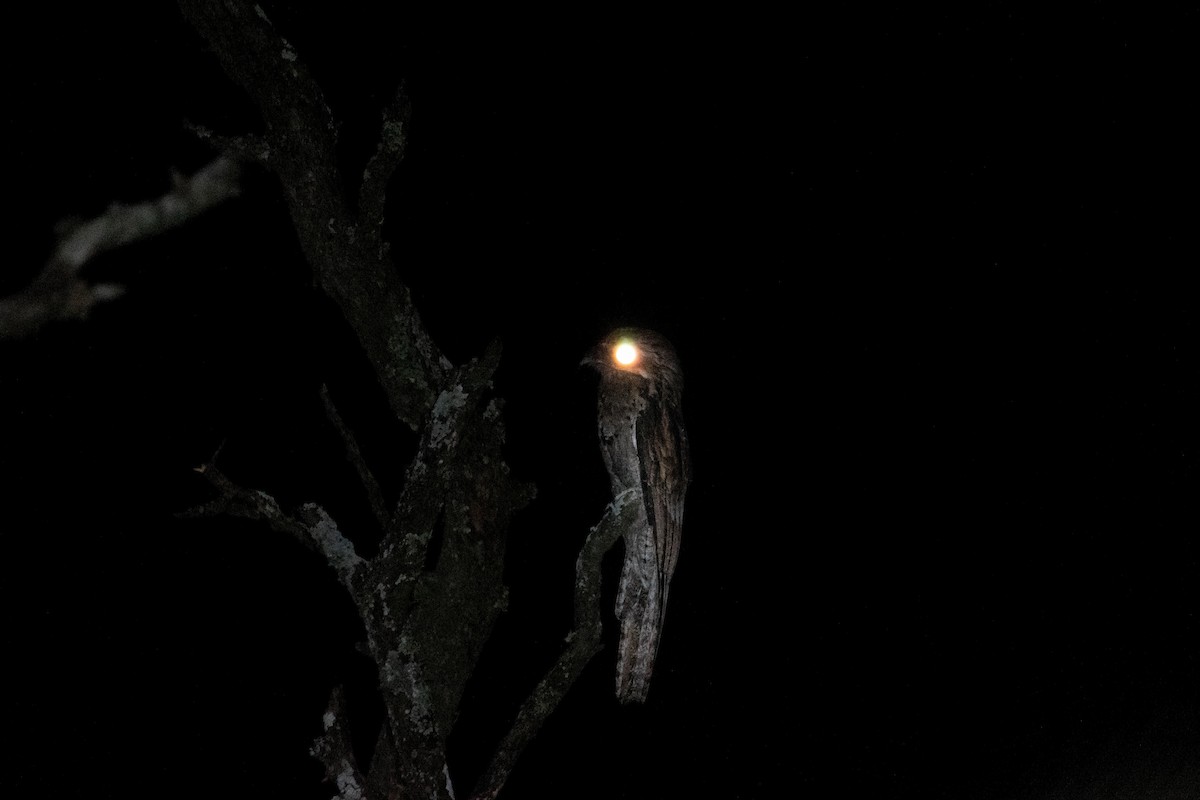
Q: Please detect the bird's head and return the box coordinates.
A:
[581,327,684,389]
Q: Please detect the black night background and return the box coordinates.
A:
[2,4,1196,799]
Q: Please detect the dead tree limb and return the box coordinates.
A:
[172,3,544,797]
[9,2,637,796]
[0,156,241,339]
[178,0,445,433]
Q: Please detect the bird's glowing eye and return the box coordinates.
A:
[613,341,639,366]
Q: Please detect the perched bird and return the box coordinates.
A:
[583,327,691,703]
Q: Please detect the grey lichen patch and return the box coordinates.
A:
[334,759,365,800]
[252,489,283,517]
[383,326,437,399]
[382,647,404,684]
[406,458,428,481]
[302,503,365,585]
[429,385,468,451]
[406,313,449,376]
[384,644,436,736]
[408,681,434,735]
[371,578,404,631]
[610,486,640,515]
[381,119,406,152]
[402,528,431,557]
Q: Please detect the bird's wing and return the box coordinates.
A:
[636,391,690,610]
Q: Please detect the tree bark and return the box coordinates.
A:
[5,3,644,796]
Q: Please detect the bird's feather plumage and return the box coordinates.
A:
[584,327,690,703]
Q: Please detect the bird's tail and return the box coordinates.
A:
[615,577,668,704]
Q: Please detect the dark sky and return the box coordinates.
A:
[3,4,1197,799]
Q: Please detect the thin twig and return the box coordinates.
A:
[184,120,271,163]
[321,383,390,531]
[184,457,365,590]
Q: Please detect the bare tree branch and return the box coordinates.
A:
[1,156,241,339]
[9,0,619,795]
[321,383,390,531]
[180,344,534,799]
[184,460,365,591]
[359,81,411,230]
[145,4,568,797]
[178,0,447,431]
[184,120,271,164]
[385,340,507,572]
[469,488,643,800]
[311,685,370,800]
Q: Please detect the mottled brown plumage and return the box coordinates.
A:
[583,328,690,703]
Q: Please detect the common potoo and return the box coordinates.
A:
[583,328,690,703]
